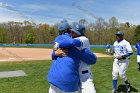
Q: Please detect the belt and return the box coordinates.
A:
[82,70,89,74]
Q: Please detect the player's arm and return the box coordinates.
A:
[125,42,133,56]
[52,51,57,60]
[118,42,133,60]
[75,37,97,64]
[79,48,97,65]
[52,38,69,60]
[58,38,82,48]
[52,49,68,60]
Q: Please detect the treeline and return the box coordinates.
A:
[0,17,140,45]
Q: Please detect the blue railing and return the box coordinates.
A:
[0,44,53,47]
[0,44,136,48]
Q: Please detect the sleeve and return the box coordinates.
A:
[59,39,82,48]
[125,42,133,57]
[75,37,96,64]
[51,51,57,60]
[79,48,97,65]
[79,37,90,49]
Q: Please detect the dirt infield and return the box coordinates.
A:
[0,48,113,62]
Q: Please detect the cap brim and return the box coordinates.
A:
[115,34,123,35]
[70,29,81,35]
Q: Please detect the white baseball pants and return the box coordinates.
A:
[137,55,140,63]
[79,62,96,93]
[112,59,129,81]
[80,78,96,93]
[49,84,78,93]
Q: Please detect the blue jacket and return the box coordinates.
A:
[47,33,97,92]
[105,44,110,49]
[136,43,140,55]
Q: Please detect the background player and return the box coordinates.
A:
[112,31,133,93]
[135,39,140,71]
[105,43,111,55]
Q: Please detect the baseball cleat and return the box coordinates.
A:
[126,83,131,92]
[112,89,117,93]
[137,68,140,71]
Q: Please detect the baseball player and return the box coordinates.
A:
[52,23,97,93]
[105,43,111,55]
[48,22,97,93]
[135,39,140,71]
[112,31,133,93]
[70,23,96,93]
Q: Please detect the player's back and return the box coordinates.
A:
[76,36,90,50]
[48,33,82,92]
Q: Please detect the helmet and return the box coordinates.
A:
[115,31,124,35]
[71,23,85,35]
[58,22,70,32]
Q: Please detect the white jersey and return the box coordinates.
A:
[113,39,133,61]
[75,36,91,78]
[75,36,96,93]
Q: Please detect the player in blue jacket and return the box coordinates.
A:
[47,22,97,93]
[135,39,140,71]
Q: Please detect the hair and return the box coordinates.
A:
[81,33,85,36]
[59,28,71,35]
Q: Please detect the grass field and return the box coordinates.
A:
[0,48,140,93]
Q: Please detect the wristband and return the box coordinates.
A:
[122,55,127,59]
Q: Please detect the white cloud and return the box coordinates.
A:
[21,4,49,12]
[0,8,25,22]
[1,0,140,25]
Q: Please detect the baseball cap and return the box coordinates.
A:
[58,22,70,32]
[71,23,85,35]
[115,31,124,35]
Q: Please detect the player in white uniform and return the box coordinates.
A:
[112,31,133,93]
[105,43,111,55]
[70,23,97,93]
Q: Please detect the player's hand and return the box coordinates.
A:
[117,56,123,60]
[55,48,68,56]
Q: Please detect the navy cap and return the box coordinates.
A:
[115,31,124,35]
[71,23,85,35]
[58,22,70,31]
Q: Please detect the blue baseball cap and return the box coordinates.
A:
[115,31,124,35]
[71,23,85,35]
[58,22,70,31]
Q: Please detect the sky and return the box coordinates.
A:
[0,0,140,25]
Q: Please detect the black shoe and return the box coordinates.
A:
[126,83,131,92]
[137,68,140,71]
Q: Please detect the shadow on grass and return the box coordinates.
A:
[117,84,138,93]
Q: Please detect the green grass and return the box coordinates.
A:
[0,49,139,93]
[91,48,107,53]
[0,60,52,93]
[91,49,140,93]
